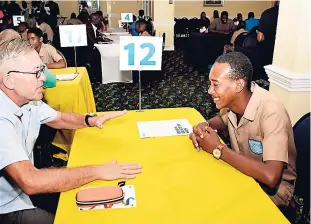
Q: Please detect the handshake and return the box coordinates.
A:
[189,121,222,154]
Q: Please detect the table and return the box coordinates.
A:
[95,33,132,84]
[43,67,96,160]
[185,33,231,71]
[54,108,289,224]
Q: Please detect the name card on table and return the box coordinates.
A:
[119,36,163,71]
[59,24,87,47]
[121,13,133,23]
[13,15,25,26]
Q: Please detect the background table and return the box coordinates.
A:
[95,33,132,84]
[43,67,96,160]
[54,108,289,224]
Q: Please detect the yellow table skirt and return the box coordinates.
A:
[54,108,288,224]
[43,67,96,160]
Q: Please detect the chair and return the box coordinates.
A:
[242,34,257,49]
[56,49,67,67]
[280,113,310,223]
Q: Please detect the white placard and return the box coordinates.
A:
[120,36,163,71]
[121,13,133,23]
[13,15,25,26]
[137,119,192,138]
[59,24,87,47]
[118,20,124,28]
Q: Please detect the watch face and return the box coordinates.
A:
[213,148,221,159]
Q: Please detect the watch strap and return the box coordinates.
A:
[85,114,97,127]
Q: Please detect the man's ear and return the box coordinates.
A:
[2,74,15,90]
[236,79,245,93]
[40,36,43,42]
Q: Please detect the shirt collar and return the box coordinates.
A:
[0,89,31,117]
[242,82,263,121]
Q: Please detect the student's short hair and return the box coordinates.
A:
[27,27,43,38]
[136,19,147,26]
[221,11,228,18]
[248,12,255,18]
[215,52,253,89]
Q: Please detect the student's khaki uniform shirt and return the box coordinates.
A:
[220,83,296,206]
[39,43,63,65]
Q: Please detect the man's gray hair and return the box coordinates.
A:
[0,39,33,64]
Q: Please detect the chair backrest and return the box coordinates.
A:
[242,34,257,49]
[234,32,248,47]
[293,112,310,214]
[56,49,67,67]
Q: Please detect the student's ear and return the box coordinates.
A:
[40,36,43,43]
[236,79,245,93]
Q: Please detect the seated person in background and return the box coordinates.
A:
[208,11,235,34]
[27,28,66,69]
[199,11,210,31]
[18,22,29,40]
[129,15,138,35]
[245,12,259,32]
[35,12,54,43]
[0,38,142,223]
[67,12,82,25]
[189,52,296,207]
[136,19,150,36]
[233,13,243,26]
[210,10,219,23]
[223,21,247,53]
[0,29,20,44]
[96,11,108,33]
[230,20,247,45]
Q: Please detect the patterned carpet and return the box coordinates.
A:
[91,49,218,120]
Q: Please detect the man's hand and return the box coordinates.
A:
[90,110,127,128]
[96,160,142,180]
[196,127,221,153]
[189,121,209,149]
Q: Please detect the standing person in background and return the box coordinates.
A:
[257,1,279,66]
[35,12,54,43]
[6,1,21,16]
[245,12,259,32]
[210,10,219,23]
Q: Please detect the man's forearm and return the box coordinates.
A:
[26,165,100,195]
[46,60,66,69]
[221,146,282,188]
[48,112,88,130]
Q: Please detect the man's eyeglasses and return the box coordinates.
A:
[7,65,46,79]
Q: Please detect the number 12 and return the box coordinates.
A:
[124,43,156,66]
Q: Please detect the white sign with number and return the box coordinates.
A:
[120,36,163,71]
[121,13,133,23]
[59,24,87,47]
[13,15,25,26]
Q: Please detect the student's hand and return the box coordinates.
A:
[97,160,142,180]
[90,110,127,128]
[195,127,221,154]
[189,121,209,150]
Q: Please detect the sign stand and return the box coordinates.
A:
[137,70,143,112]
[74,46,78,74]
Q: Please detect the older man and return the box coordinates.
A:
[0,39,142,224]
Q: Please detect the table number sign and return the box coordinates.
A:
[121,13,133,23]
[119,36,163,71]
[59,24,87,47]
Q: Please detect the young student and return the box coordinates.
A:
[189,52,296,207]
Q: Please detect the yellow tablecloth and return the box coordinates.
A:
[43,67,96,160]
[54,108,289,224]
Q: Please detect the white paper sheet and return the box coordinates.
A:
[56,74,78,81]
[137,119,192,138]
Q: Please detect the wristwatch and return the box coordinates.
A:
[85,113,97,127]
[212,144,226,160]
